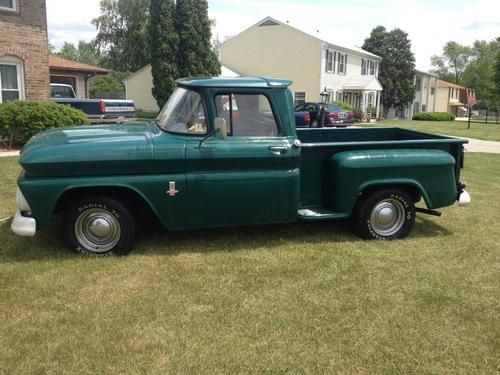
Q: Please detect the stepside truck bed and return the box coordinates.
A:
[297,127,467,217]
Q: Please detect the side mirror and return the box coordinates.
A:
[214,117,228,139]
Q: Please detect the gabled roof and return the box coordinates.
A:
[123,64,240,83]
[342,76,383,91]
[49,55,110,74]
[223,16,382,61]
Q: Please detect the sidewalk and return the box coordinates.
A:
[0,150,20,157]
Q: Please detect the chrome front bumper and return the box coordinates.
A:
[11,187,36,237]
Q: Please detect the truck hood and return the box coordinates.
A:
[20,123,155,177]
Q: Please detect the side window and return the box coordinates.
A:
[215,94,279,137]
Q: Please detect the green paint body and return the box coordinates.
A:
[17,77,467,231]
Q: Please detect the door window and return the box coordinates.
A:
[215,94,279,137]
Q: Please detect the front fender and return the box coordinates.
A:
[18,174,186,231]
[324,149,457,214]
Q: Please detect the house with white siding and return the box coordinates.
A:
[221,17,383,117]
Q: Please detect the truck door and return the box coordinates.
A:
[185,92,300,229]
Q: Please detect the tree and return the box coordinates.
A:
[149,0,178,107]
[175,0,220,78]
[362,26,416,117]
[460,38,500,107]
[56,42,79,61]
[53,41,101,66]
[494,38,500,97]
[431,41,475,84]
[92,0,150,72]
[89,71,129,99]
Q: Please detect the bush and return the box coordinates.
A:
[331,101,353,111]
[0,101,89,149]
[366,106,378,118]
[352,108,364,120]
[412,112,456,121]
[135,109,159,119]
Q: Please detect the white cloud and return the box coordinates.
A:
[46,0,100,49]
[45,0,500,71]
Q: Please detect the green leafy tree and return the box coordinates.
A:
[56,42,79,61]
[431,41,475,84]
[149,0,178,107]
[493,38,500,98]
[92,0,150,72]
[175,0,220,78]
[53,41,101,66]
[90,71,129,99]
[362,26,416,117]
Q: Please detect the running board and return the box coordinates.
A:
[415,207,442,217]
[297,207,349,221]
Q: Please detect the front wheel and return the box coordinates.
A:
[65,196,136,256]
[354,189,415,240]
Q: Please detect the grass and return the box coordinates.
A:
[367,119,500,142]
[0,154,499,374]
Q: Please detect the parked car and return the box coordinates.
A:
[50,83,136,123]
[11,77,470,256]
[295,102,354,127]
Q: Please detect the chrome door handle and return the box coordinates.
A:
[268,145,289,154]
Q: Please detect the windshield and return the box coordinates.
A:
[156,87,207,134]
[326,104,343,112]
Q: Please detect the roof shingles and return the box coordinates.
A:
[48,55,110,74]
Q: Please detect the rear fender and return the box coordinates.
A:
[324,149,457,215]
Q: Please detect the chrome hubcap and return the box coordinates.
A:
[75,209,121,253]
[370,199,405,236]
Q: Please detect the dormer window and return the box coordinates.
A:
[0,0,17,12]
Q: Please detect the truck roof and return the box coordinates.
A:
[176,76,292,89]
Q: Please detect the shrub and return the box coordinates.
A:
[352,108,364,120]
[412,112,456,121]
[331,101,353,111]
[135,109,159,119]
[0,101,89,149]
[366,106,378,118]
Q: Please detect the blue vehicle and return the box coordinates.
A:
[294,102,355,128]
[51,83,136,123]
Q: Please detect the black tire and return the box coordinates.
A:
[65,196,136,256]
[354,189,415,240]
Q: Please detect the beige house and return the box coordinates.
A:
[405,70,471,118]
[124,65,239,112]
[221,17,383,116]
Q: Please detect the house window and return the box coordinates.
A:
[0,58,24,103]
[325,50,333,73]
[430,87,435,95]
[416,78,421,91]
[336,92,342,101]
[361,59,366,75]
[294,92,306,106]
[414,102,420,113]
[422,104,427,112]
[0,0,17,11]
[338,53,347,74]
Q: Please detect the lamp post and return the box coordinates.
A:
[318,87,329,128]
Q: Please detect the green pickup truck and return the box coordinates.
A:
[11,77,471,255]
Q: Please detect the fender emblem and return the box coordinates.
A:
[166,181,179,197]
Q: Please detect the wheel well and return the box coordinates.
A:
[356,184,422,207]
[54,186,158,221]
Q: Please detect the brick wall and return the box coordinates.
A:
[0,0,50,101]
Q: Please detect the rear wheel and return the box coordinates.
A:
[65,196,136,256]
[355,189,415,240]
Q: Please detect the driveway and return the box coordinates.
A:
[465,138,500,154]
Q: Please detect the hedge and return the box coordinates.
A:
[0,101,89,149]
[412,112,456,121]
[331,101,353,111]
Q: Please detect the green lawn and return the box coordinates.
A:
[367,119,500,142]
[0,155,499,374]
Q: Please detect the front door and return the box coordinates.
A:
[186,92,300,229]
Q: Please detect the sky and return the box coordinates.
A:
[46,0,500,71]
